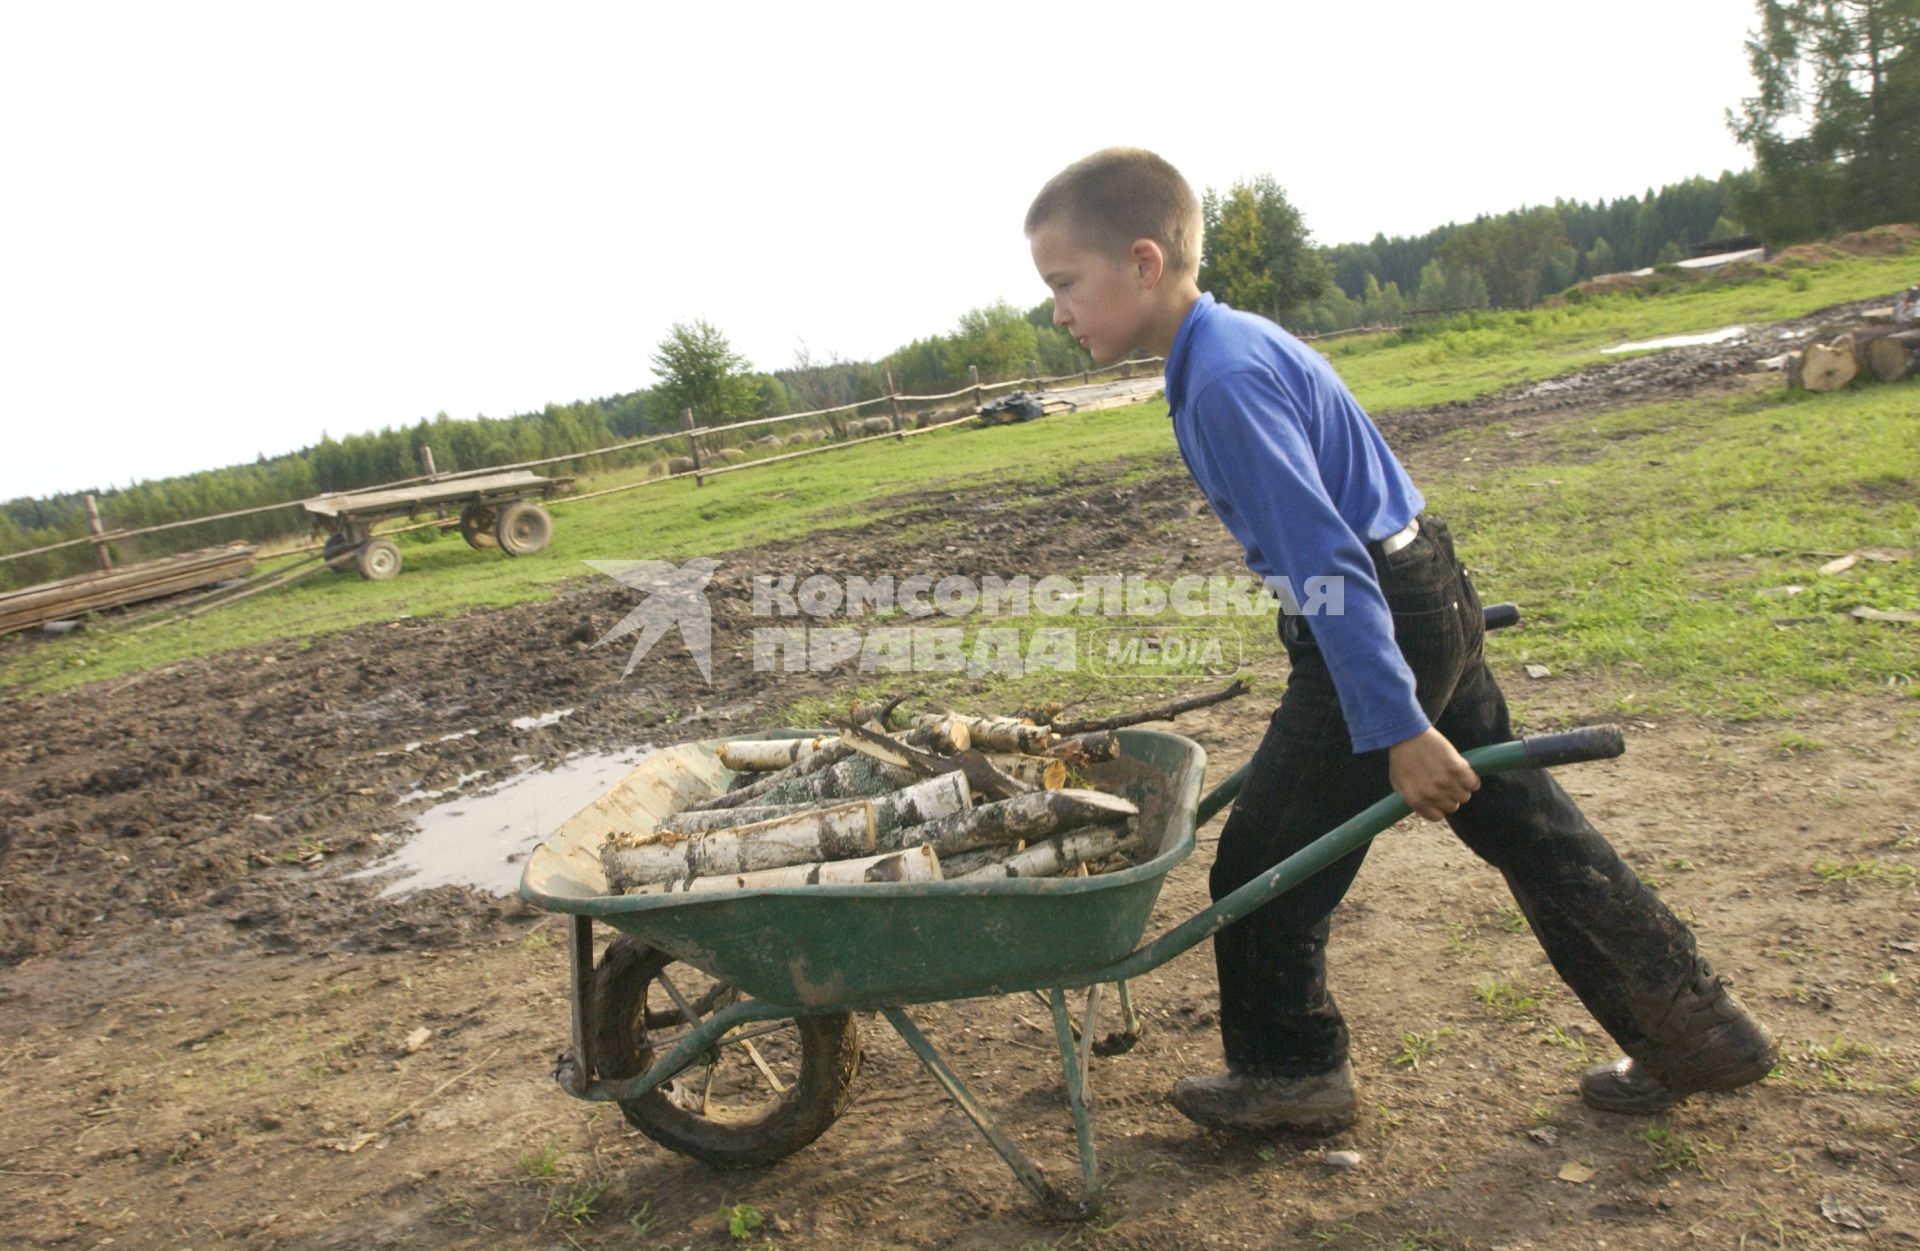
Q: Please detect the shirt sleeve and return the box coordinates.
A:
[1185,368,1430,754]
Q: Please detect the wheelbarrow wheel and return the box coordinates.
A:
[590,937,860,1168]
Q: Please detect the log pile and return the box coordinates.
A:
[598,681,1248,894]
[0,543,257,637]
[1787,327,1920,391]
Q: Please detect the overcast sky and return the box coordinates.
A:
[0,1,1764,501]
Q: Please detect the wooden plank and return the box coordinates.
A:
[301,471,567,519]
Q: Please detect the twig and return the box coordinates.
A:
[379,1046,503,1130]
[1051,678,1250,736]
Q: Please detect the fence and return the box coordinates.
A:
[0,354,1168,593]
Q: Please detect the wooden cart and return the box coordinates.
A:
[302,470,572,580]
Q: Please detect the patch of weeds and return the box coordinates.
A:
[433,1196,485,1231]
[1256,1143,1277,1163]
[1878,969,1901,995]
[1391,1028,1452,1070]
[1769,945,1812,965]
[1812,858,1917,885]
[1442,921,1482,960]
[1641,1121,1711,1172]
[549,1179,608,1226]
[1486,902,1529,935]
[1474,978,1541,1021]
[1776,731,1827,754]
[522,928,555,954]
[1666,856,1696,872]
[1537,1022,1593,1062]
[517,1141,563,1180]
[625,1201,662,1235]
[1308,1224,1356,1247]
[1801,1034,1887,1088]
[1529,1102,1556,1129]
[1376,1101,1405,1135]
[721,1202,764,1240]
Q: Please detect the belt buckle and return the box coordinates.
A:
[1380,517,1420,556]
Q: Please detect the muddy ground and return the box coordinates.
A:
[1,306,1915,1251]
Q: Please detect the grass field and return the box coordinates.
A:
[4,239,1915,708]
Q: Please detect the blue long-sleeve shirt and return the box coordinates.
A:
[1165,293,1429,754]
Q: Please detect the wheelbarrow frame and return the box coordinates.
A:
[523,723,1624,1213]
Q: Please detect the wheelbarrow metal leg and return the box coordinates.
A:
[1076,984,1101,1103]
[882,1007,1072,1211]
[1116,979,1139,1037]
[1049,987,1098,1199]
[557,915,595,1096]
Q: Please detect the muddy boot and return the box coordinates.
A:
[1581,969,1776,1114]
[1170,1062,1357,1134]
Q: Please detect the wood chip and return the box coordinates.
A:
[1525,664,1551,679]
[1817,554,1858,576]
[1557,1161,1595,1184]
[401,1027,432,1055]
[1849,606,1920,624]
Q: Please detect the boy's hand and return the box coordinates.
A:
[1388,728,1480,821]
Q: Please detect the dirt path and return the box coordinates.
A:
[2,304,1915,1250]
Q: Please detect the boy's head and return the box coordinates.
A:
[1025,147,1202,364]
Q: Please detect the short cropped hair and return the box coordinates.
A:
[1025,147,1203,278]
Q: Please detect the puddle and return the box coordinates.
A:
[1601,325,1748,355]
[357,746,654,897]
[511,708,575,731]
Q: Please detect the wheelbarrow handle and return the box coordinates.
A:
[1194,722,1623,828]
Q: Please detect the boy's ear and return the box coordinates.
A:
[1130,238,1167,290]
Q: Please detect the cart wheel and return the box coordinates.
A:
[459,504,498,550]
[494,502,553,556]
[589,937,859,1168]
[322,531,356,573]
[356,538,402,581]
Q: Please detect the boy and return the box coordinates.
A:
[1025,148,1775,1133]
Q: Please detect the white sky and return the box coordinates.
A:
[0,1,1763,501]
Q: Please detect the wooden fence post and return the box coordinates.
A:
[420,445,438,479]
[885,369,904,432]
[970,365,982,410]
[83,494,112,571]
[1082,364,1091,385]
[684,408,705,488]
[1028,358,1041,393]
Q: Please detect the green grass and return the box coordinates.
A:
[1434,383,1920,719]
[1325,243,1917,411]
[4,238,1913,701]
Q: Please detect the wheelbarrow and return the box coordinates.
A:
[520,701,1622,1213]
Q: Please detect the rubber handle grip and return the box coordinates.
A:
[1521,725,1626,768]
[1481,603,1521,630]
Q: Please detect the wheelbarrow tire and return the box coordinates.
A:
[590,937,860,1168]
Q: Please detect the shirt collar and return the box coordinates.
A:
[1162,292,1216,416]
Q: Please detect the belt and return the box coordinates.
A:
[1377,516,1420,556]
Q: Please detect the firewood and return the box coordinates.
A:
[889,788,1138,857]
[920,712,1052,753]
[628,845,942,894]
[1050,678,1250,736]
[986,754,1067,789]
[1866,329,1920,382]
[744,755,918,806]
[717,736,835,772]
[839,723,1034,802]
[1795,338,1859,392]
[683,740,857,811]
[938,843,1024,876]
[952,823,1144,880]
[603,802,878,890]
[657,797,871,836]
[1048,731,1120,768]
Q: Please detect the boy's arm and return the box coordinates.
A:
[1186,370,1480,816]
[1183,368,1427,754]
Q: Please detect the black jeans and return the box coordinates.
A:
[1210,515,1706,1078]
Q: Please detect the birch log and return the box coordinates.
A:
[718,736,834,771]
[919,712,1051,753]
[603,802,877,889]
[938,843,1024,876]
[686,740,857,811]
[987,754,1067,789]
[887,788,1138,856]
[1866,329,1920,382]
[749,755,918,805]
[657,796,875,836]
[953,823,1144,880]
[1047,731,1120,768]
[1795,338,1858,392]
[629,845,942,894]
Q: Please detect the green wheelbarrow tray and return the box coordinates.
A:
[519,721,1626,1213]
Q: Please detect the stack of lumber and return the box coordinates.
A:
[0,543,256,637]
[599,684,1247,895]
[1787,328,1920,391]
